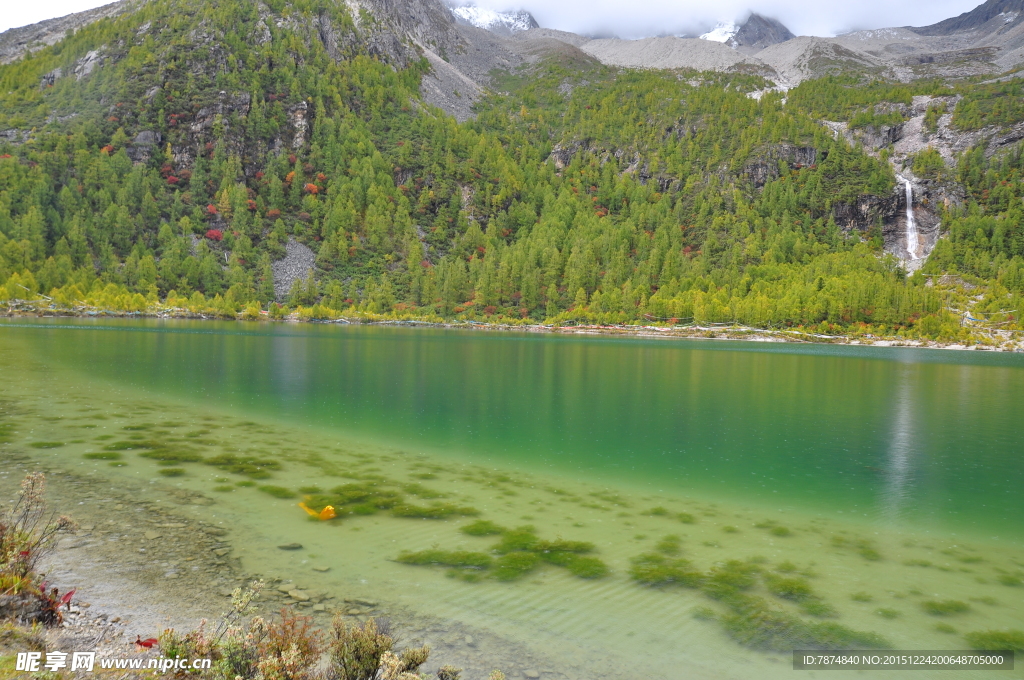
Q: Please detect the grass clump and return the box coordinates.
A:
[921,600,970,616]
[492,552,541,581]
[851,592,873,602]
[876,608,900,619]
[401,483,447,499]
[298,486,322,494]
[236,480,257,487]
[629,553,703,587]
[677,512,696,524]
[157,468,186,477]
[776,560,798,572]
[964,630,1024,652]
[29,442,64,449]
[83,452,122,460]
[460,520,506,536]
[648,506,669,516]
[997,574,1022,587]
[258,485,296,499]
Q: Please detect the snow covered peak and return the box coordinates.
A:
[449,5,539,36]
[700,21,738,43]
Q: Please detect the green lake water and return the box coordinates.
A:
[1,318,1022,679]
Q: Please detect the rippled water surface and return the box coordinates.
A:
[1,318,1022,679]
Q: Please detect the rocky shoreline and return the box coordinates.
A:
[3,305,1022,353]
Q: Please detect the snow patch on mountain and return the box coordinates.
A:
[449,5,538,35]
[700,21,738,43]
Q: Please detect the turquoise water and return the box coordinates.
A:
[1,318,1023,680]
[4,318,1022,537]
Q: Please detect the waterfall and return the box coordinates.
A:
[896,174,920,259]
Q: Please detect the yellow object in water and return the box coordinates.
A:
[298,501,336,520]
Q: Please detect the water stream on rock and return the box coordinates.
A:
[897,173,920,260]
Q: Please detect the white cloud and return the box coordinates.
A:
[1,0,990,38]
[456,0,987,38]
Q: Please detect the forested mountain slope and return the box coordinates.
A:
[0,0,1022,343]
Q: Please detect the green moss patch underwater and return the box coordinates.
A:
[627,552,891,652]
[394,523,609,582]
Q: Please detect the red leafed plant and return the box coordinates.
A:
[0,473,77,625]
[207,204,218,215]
[205,229,224,241]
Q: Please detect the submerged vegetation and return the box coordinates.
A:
[395,524,609,582]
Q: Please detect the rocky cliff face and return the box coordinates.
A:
[732,13,796,55]
[0,0,132,64]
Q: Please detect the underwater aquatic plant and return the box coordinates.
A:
[921,600,970,616]
[28,442,64,449]
[655,535,682,556]
[677,513,696,524]
[158,468,186,477]
[997,574,1022,587]
[460,520,506,536]
[702,561,761,601]
[629,553,703,587]
[964,630,1024,652]
[764,574,813,602]
[876,608,900,619]
[390,503,479,519]
[721,600,890,652]
[851,592,873,602]
[204,453,281,478]
[493,527,539,554]
[492,552,541,581]
[83,452,122,460]
[259,485,296,499]
[395,551,492,569]
[800,600,838,618]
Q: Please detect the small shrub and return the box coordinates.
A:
[921,600,970,616]
[259,485,296,499]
